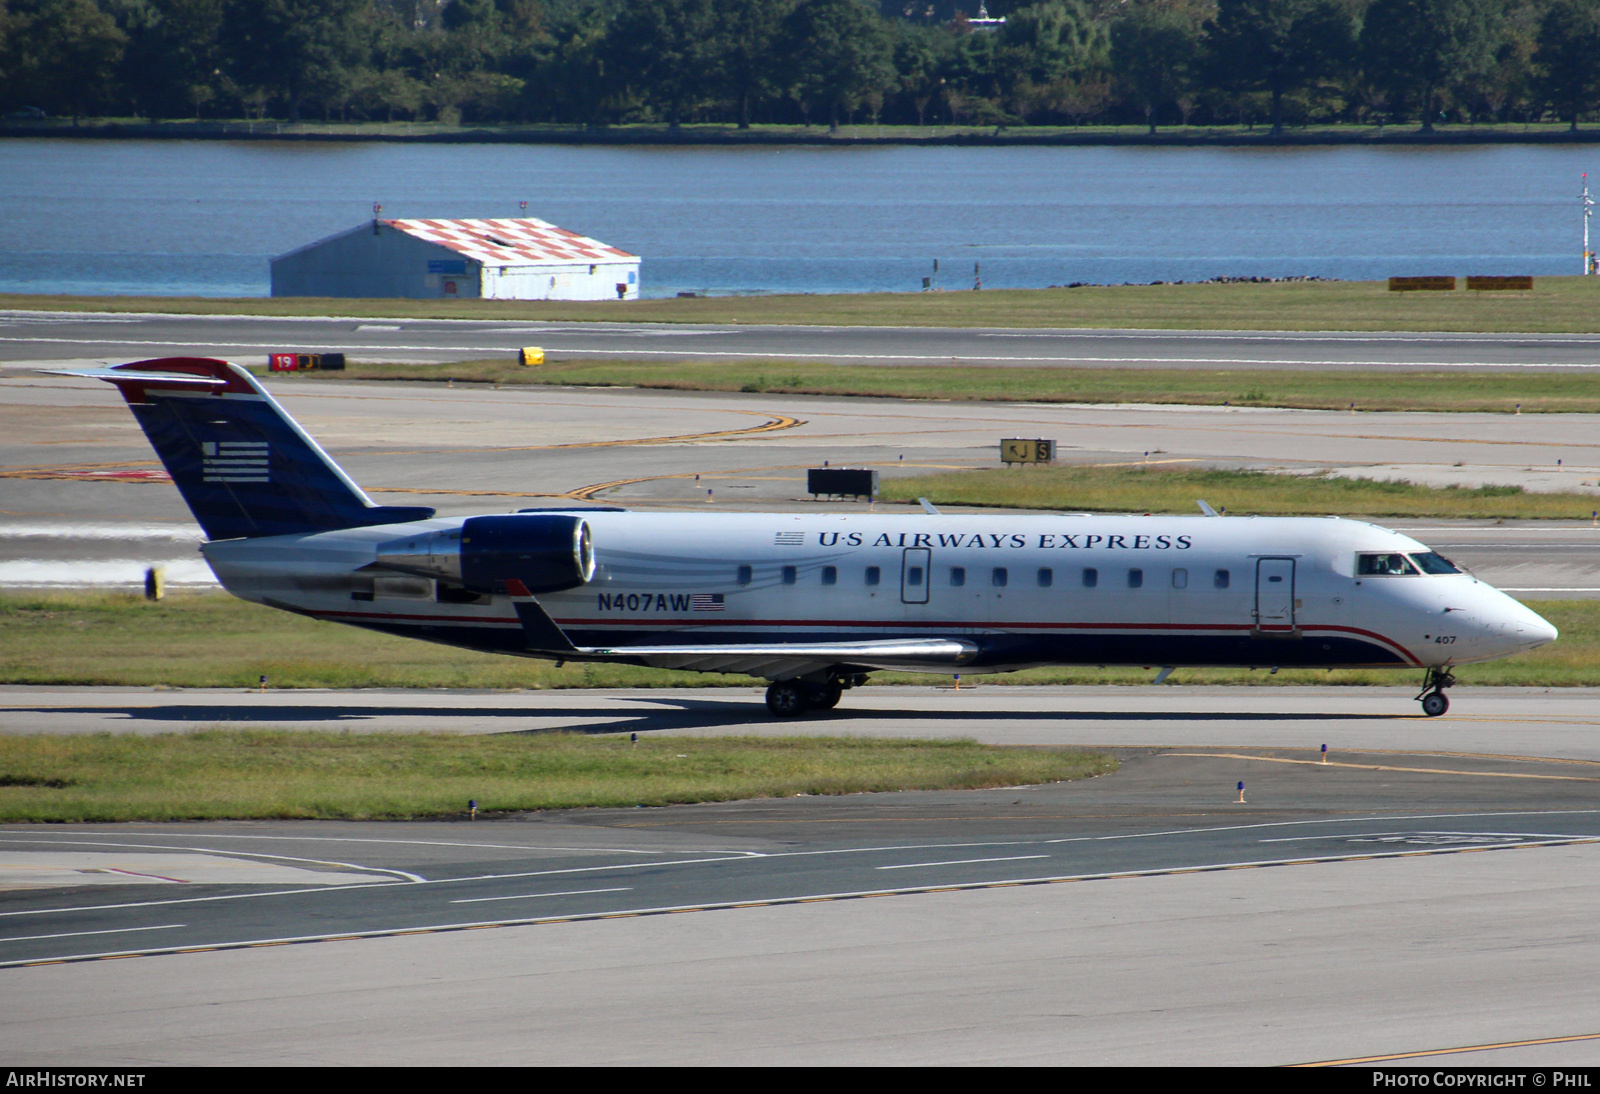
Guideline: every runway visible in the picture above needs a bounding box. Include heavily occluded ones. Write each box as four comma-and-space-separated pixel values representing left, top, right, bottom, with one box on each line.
7, 309, 1600, 369
7, 685, 1600, 1064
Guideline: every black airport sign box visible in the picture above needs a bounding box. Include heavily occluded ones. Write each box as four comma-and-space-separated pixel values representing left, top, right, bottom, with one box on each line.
808, 468, 877, 499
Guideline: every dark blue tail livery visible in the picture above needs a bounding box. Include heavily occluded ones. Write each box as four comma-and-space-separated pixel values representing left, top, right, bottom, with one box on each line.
58, 358, 434, 541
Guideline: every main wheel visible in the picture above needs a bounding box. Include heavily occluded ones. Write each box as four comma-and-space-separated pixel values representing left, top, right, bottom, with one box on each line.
811, 682, 843, 710
1421, 691, 1449, 717
766, 681, 809, 718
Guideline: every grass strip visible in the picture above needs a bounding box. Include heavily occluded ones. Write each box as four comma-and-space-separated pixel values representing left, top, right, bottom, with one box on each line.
11, 275, 1600, 332
878, 465, 1600, 520
0, 590, 1590, 689
268, 359, 1600, 414
0, 732, 1115, 823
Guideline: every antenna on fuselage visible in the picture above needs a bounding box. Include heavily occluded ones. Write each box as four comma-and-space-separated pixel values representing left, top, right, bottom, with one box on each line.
1197, 499, 1220, 517
918, 498, 942, 515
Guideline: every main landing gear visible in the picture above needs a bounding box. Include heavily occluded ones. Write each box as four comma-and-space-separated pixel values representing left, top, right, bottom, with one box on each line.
765, 674, 865, 718
1417, 667, 1456, 717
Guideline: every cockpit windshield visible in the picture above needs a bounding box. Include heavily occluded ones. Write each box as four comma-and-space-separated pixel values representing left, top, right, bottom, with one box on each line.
1410, 552, 1462, 575
1356, 553, 1419, 576
1356, 552, 1462, 576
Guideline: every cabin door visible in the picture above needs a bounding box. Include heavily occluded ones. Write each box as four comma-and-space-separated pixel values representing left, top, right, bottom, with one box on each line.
901, 548, 930, 605
1254, 558, 1297, 634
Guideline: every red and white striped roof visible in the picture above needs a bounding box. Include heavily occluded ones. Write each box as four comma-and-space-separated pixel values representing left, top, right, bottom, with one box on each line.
384, 218, 637, 267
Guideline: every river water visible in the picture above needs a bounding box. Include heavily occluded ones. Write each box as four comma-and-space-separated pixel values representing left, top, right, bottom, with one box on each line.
2, 139, 1597, 298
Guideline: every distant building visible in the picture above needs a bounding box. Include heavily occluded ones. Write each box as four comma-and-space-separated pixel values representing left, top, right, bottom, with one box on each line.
271, 217, 640, 301
965, 1, 1004, 30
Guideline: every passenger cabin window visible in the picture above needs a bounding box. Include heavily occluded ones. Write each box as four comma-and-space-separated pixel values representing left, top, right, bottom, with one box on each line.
821, 566, 837, 586
1037, 567, 1053, 588
992, 567, 1008, 587
1082, 567, 1098, 588
1128, 568, 1143, 589
950, 566, 966, 587
1357, 553, 1419, 576
865, 566, 881, 586
1171, 568, 1187, 589
1214, 569, 1230, 589
782, 565, 797, 585
1411, 552, 1461, 574
737, 565, 753, 586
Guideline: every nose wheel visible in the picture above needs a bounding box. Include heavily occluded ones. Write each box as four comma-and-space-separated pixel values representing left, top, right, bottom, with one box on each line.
1416, 667, 1456, 717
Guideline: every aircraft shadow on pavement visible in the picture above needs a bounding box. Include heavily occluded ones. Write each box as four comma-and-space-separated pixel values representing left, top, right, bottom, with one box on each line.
22, 698, 1408, 737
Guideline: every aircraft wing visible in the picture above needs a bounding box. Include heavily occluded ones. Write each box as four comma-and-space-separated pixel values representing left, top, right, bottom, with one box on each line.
580, 638, 979, 678
511, 593, 976, 678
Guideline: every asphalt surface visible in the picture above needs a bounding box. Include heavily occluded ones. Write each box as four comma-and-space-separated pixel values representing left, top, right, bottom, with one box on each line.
8, 689, 1600, 1065
8, 309, 1600, 369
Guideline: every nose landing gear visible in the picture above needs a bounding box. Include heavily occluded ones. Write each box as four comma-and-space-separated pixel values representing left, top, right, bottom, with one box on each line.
1416, 667, 1456, 717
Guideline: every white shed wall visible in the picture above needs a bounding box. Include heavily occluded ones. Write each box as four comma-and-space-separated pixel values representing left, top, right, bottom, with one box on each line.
485, 262, 640, 301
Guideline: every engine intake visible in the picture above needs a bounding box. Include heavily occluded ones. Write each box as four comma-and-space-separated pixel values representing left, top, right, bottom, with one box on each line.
375, 514, 595, 595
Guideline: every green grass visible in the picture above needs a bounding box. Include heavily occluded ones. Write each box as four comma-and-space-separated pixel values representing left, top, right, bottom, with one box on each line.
879, 465, 1600, 520
0, 589, 1592, 689
0, 590, 757, 690
273, 358, 1600, 414
0, 731, 1115, 822
10, 275, 1600, 332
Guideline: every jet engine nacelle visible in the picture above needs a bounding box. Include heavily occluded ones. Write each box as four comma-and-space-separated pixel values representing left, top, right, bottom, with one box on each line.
375, 514, 596, 595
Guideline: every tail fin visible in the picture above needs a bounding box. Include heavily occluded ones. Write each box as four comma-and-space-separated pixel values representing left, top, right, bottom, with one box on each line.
46, 357, 434, 541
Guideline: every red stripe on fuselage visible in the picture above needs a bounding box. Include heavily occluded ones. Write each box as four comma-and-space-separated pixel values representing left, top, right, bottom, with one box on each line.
302, 607, 1420, 666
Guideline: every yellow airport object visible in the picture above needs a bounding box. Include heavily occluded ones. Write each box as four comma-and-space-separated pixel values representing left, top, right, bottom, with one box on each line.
520, 347, 545, 366
1001, 438, 1055, 464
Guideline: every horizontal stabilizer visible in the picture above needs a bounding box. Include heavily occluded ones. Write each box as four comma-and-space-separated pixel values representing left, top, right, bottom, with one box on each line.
39, 367, 227, 388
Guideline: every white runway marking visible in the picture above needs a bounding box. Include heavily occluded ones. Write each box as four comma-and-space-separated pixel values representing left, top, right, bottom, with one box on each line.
875, 854, 1050, 870
0, 923, 185, 944
450, 887, 633, 904
6, 335, 1599, 369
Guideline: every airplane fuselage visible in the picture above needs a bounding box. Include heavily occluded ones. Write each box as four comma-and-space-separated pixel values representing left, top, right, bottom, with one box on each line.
203, 510, 1554, 676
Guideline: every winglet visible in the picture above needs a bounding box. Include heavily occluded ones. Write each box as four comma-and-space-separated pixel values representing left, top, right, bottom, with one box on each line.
505, 580, 577, 653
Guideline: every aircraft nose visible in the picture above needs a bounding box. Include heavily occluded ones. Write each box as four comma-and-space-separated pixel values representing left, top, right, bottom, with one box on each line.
1500, 602, 1558, 650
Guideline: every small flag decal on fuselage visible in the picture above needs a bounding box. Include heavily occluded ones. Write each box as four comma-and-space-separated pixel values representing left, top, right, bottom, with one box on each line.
773, 532, 805, 545
202, 440, 269, 483
690, 593, 725, 611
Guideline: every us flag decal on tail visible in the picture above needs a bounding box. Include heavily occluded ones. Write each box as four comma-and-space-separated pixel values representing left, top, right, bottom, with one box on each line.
202, 440, 269, 483
691, 593, 725, 612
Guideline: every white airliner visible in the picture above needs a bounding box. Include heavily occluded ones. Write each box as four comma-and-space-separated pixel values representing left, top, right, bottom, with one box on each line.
56, 357, 1557, 718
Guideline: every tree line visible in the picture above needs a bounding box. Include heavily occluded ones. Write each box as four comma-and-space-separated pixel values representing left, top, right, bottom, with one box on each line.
3, 0, 1600, 133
